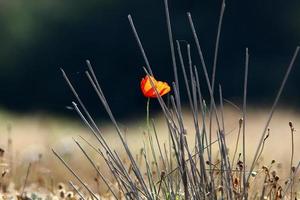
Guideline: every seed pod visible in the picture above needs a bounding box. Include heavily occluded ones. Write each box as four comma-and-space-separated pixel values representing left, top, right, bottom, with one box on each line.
0, 148, 4, 157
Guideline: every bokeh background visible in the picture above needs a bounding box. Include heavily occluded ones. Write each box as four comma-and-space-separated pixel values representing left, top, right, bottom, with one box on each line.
0, 0, 300, 192
0, 0, 299, 118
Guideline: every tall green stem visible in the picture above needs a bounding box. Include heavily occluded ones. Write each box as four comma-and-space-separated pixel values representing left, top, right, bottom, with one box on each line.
146, 98, 151, 133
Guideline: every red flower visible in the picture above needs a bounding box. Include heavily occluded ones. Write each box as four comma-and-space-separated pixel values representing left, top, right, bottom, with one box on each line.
140, 75, 171, 98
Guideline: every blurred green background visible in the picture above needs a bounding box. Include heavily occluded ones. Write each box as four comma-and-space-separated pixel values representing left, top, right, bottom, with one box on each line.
0, 0, 299, 118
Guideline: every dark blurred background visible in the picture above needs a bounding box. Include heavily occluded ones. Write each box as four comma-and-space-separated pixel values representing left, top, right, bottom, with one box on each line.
0, 0, 299, 119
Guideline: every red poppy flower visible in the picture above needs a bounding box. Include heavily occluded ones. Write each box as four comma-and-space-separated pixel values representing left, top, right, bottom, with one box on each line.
140, 75, 171, 98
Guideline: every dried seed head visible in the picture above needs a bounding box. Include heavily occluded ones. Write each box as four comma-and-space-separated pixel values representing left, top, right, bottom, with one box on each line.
237, 160, 244, 170
291, 166, 296, 173
262, 165, 269, 172
264, 130, 270, 140
268, 178, 273, 183
275, 175, 280, 182
271, 160, 276, 164
58, 183, 65, 190
1, 169, 8, 177
0, 148, 4, 157
60, 190, 65, 198
66, 192, 74, 199
251, 171, 257, 177
289, 121, 293, 128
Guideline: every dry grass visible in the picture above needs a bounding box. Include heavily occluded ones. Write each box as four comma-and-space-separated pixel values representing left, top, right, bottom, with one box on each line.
0, 106, 299, 199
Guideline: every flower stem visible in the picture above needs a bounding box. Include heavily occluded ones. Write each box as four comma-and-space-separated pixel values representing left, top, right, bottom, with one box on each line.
146, 98, 151, 133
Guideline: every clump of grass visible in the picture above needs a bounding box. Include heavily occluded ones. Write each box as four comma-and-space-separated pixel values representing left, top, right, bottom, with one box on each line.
52, 0, 300, 199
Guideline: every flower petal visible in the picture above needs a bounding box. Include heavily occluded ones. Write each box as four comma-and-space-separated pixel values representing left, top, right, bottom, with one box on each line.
143, 76, 157, 93
140, 75, 171, 98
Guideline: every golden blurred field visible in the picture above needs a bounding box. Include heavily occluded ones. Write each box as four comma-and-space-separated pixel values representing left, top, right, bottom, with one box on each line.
0, 105, 299, 198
